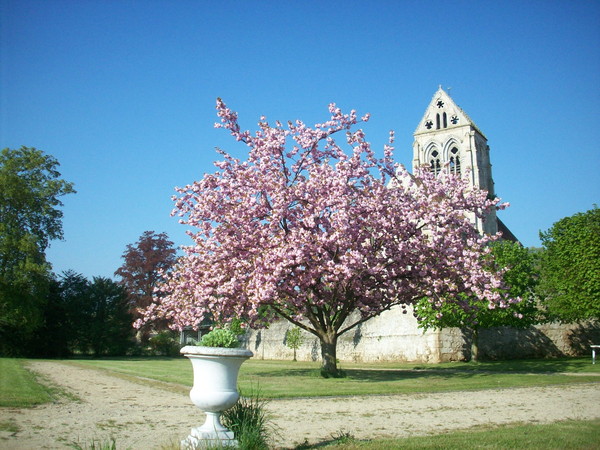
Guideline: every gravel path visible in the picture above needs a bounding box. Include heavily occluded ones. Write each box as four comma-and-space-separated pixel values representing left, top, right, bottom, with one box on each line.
0, 361, 599, 449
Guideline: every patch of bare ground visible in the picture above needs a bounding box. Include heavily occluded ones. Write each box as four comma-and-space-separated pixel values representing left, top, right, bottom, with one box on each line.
1, 361, 599, 449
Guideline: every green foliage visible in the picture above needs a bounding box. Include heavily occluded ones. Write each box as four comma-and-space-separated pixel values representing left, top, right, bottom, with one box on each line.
415, 240, 540, 332
29, 272, 135, 357
199, 328, 239, 348
29, 271, 88, 357
538, 206, 600, 322
0, 146, 76, 252
84, 277, 135, 356
284, 327, 304, 361
228, 317, 245, 335
330, 430, 358, 446
492, 240, 540, 301
148, 330, 181, 356
0, 146, 75, 355
68, 438, 117, 450
221, 386, 271, 449
0, 271, 49, 356
414, 240, 541, 361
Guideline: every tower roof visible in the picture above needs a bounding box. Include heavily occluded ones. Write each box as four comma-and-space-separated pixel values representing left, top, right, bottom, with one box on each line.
414, 86, 486, 139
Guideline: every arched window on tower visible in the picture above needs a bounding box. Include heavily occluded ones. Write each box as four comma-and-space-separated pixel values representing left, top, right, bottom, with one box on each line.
430, 150, 441, 176
443, 112, 447, 128
436, 114, 440, 130
449, 147, 461, 176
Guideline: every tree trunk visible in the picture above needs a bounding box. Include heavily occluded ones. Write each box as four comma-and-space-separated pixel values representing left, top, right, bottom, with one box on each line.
319, 332, 342, 377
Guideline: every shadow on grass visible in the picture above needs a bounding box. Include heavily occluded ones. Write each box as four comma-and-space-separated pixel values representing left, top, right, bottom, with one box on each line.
59, 355, 184, 362
250, 357, 597, 382
249, 367, 489, 383
445, 358, 596, 374
344, 369, 478, 382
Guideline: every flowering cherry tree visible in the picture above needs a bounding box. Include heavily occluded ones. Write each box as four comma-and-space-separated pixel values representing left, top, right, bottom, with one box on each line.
138, 99, 514, 376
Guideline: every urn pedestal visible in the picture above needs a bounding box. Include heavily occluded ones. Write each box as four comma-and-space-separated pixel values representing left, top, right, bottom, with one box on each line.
180, 346, 253, 448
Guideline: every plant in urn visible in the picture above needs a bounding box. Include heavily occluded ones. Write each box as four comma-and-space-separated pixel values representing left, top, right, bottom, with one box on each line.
181, 328, 253, 448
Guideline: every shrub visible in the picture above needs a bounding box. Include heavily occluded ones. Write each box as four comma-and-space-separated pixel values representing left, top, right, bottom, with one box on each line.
199, 328, 239, 348
221, 387, 271, 450
284, 327, 304, 361
69, 438, 117, 449
148, 331, 181, 356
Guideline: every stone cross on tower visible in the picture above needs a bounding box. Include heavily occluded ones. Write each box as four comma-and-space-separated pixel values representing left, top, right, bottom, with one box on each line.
412, 86, 499, 236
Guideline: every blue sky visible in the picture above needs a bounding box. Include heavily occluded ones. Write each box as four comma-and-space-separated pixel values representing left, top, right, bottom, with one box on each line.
2, 0, 599, 279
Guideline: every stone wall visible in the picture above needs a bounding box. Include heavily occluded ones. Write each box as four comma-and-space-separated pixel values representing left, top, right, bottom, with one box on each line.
242, 305, 599, 363
244, 306, 464, 363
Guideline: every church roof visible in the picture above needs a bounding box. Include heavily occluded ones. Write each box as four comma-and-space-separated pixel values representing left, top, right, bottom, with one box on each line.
414, 86, 487, 139
497, 218, 519, 244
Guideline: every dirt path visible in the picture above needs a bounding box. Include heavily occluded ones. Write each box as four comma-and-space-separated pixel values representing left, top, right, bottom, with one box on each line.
1, 361, 599, 449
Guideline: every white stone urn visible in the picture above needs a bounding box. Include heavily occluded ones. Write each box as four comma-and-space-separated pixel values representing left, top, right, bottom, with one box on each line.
180, 345, 253, 448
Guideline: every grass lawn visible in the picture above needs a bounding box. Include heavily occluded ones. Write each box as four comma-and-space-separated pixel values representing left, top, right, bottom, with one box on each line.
301, 419, 600, 449
0, 358, 55, 407
61, 356, 600, 398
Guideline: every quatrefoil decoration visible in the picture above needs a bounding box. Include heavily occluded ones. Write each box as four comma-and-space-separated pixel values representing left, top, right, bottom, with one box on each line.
451, 115, 459, 124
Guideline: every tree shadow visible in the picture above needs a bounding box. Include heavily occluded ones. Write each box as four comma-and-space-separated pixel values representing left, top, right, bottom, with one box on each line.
568, 323, 600, 354
251, 367, 488, 382
352, 323, 363, 346
310, 339, 319, 362
470, 358, 595, 373
480, 327, 563, 360
251, 355, 597, 380
479, 322, 600, 361
342, 368, 478, 382
60, 355, 183, 361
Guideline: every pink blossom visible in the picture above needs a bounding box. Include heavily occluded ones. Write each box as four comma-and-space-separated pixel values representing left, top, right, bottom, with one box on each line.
137, 100, 513, 353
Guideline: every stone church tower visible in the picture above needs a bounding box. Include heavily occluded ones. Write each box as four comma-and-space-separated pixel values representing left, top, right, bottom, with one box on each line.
411, 86, 499, 236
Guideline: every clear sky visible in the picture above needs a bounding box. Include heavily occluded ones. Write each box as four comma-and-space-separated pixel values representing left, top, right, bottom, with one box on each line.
2, 0, 599, 279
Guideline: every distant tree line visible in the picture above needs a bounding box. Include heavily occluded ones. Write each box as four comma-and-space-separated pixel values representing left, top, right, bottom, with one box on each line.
0, 146, 597, 358
0, 147, 177, 357
31, 272, 134, 357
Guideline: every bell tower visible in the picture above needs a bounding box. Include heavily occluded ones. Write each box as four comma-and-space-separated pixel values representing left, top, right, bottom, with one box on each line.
412, 87, 498, 235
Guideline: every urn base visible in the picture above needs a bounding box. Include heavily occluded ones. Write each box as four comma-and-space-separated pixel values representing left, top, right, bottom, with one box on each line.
181, 411, 238, 449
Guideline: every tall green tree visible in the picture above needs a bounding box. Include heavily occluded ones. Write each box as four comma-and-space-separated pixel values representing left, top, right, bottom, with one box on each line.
0, 147, 75, 355
415, 240, 540, 361
538, 206, 600, 322
31, 271, 89, 357
82, 277, 135, 356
